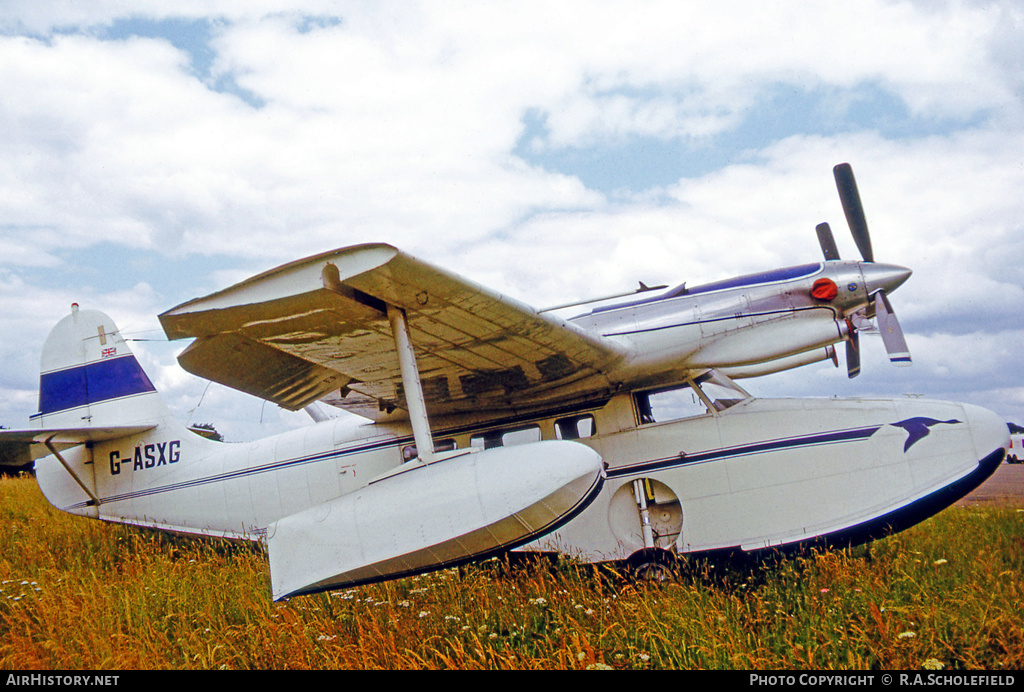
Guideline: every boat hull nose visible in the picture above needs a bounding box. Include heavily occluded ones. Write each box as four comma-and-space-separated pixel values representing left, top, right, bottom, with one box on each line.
962, 402, 1011, 464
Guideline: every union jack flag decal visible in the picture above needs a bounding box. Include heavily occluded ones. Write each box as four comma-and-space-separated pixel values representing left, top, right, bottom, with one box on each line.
101, 347, 117, 358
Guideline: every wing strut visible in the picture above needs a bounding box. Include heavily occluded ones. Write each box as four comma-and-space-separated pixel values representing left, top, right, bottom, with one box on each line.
386, 304, 435, 463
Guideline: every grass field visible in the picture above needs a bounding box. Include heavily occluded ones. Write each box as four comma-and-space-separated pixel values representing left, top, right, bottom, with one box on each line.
0, 473, 1021, 670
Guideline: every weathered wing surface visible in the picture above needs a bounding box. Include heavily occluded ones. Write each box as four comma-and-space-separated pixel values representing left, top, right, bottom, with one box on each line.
159, 244, 629, 420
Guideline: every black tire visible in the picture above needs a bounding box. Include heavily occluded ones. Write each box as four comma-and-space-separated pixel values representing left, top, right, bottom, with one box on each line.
627, 548, 677, 583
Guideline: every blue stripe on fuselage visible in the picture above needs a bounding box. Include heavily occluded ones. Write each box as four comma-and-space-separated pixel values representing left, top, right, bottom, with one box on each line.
74, 423, 884, 511
38, 355, 156, 415
605, 424, 881, 479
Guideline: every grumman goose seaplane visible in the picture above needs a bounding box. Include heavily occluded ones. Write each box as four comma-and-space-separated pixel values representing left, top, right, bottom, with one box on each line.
0, 164, 1009, 599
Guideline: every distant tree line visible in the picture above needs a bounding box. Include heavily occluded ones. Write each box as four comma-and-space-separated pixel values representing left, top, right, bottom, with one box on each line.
189, 423, 224, 442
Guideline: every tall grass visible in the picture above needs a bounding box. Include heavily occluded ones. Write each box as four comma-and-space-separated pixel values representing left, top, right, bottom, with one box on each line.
0, 473, 1020, 670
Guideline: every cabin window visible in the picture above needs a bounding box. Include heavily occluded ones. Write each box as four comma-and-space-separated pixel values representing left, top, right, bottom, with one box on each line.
554, 414, 596, 440
470, 425, 541, 449
401, 438, 457, 461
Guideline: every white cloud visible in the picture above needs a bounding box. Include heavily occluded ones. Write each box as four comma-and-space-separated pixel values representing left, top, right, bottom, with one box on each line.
0, 1, 1022, 433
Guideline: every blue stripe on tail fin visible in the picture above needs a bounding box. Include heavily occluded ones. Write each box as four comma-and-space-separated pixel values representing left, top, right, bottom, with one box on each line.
32, 305, 176, 430
39, 355, 157, 415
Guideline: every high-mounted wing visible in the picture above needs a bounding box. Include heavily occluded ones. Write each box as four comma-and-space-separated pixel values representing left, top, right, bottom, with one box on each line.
159, 244, 629, 420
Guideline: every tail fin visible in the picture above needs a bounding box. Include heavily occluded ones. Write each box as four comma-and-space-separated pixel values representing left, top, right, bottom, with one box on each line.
33, 304, 175, 430
19, 305, 202, 518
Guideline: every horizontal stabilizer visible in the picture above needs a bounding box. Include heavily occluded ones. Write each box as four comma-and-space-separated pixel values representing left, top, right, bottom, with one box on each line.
266, 440, 604, 599
0, 426, 156, 466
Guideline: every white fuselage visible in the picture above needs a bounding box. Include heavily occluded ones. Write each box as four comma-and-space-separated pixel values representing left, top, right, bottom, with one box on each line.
35, 380, 1008, 568
17, 226, 999, 598
24, 259, 1001, 597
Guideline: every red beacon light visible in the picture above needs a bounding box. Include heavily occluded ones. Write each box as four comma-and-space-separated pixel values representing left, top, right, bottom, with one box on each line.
811, 278, 839, 301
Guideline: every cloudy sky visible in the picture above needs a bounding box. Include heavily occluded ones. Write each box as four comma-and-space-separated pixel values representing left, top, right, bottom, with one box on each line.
1, 1, 1022, 441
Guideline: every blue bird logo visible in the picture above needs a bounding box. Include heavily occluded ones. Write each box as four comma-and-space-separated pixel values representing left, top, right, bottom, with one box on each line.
890, 417, 961, 452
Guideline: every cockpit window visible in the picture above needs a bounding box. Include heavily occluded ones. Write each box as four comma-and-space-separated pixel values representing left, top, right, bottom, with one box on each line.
634, 371, 750, 424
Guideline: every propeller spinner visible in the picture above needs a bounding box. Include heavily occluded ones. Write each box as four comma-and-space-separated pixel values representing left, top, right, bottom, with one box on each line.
818, 163, 912, 377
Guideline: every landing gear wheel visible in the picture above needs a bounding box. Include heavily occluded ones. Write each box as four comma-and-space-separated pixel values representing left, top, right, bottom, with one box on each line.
627, 548, 677, 584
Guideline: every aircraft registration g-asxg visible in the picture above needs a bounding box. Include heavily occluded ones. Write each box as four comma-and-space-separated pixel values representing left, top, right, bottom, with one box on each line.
0, 164, 1009, 599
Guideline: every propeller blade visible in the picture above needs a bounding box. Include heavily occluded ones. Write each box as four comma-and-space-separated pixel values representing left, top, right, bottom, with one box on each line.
815, 222, 841, 261
846, 325, 861, 378
873, 291, 911, 365
833, 163, 874, 263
